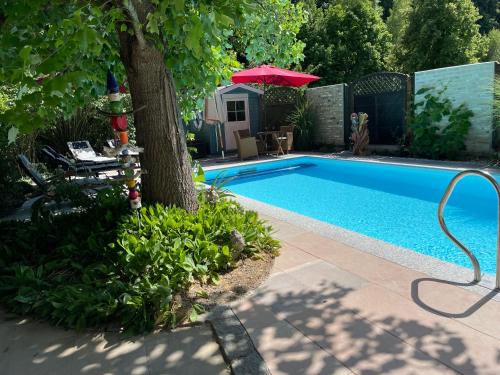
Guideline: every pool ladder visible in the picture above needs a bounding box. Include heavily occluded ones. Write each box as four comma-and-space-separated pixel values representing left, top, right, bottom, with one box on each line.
438, 169, 500, 289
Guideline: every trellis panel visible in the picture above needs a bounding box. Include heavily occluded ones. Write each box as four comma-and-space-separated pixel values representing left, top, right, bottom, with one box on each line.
264, 86, 300, 105
349, 72, 411, 145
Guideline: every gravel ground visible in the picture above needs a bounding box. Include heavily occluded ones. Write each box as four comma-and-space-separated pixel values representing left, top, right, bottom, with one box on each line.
188, 252, 275, 308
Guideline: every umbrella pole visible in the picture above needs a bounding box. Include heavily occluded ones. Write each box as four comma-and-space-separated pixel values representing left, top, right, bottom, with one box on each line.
263, 83, 267, 130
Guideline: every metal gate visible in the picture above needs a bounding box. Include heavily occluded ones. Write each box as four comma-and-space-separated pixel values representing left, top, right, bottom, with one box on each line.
349, 72, 410, 145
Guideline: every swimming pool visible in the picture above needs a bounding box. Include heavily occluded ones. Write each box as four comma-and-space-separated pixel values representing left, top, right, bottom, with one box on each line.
205, 156, 499, 274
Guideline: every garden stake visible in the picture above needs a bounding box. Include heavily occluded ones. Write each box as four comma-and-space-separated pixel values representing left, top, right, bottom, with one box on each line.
105, 70, 143, 216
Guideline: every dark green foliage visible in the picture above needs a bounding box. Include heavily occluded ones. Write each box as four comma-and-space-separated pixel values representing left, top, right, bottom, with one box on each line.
0, 90, 37, 215
38, 95, 137, 154
0, 190, 279, 333
472, 0, 499, 33
395, 0, 487, 73
378, 0, 395, 19
299, 0, 391, 85
386, 0, 412, 70
408, 88, 474, 160
486, 29, 500, 61
39, 104, 113, 154
287, 97, 316, 150
0, 138, 33, 217
0, 155, 34, 216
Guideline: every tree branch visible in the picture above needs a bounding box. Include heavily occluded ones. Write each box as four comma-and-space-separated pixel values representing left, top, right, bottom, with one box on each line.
122, 0, 146, 48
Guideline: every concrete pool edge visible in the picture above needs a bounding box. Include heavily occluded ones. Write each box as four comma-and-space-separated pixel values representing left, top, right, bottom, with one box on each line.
232, 193, 498, 297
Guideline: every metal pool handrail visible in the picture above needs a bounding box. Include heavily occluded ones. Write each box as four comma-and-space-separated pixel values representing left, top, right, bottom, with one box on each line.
438, 169, 500, 289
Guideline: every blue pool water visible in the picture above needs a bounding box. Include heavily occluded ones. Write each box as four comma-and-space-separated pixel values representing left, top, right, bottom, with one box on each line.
205, 157, 499, 274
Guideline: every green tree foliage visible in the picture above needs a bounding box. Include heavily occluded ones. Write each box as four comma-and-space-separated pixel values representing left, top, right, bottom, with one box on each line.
386, 0, 412, 70
237, 1, 306, 67
0, 1, 304, 136
0, 1, 305, 208
395, 0, 487, 73
472, 0, 499, 33
299, 0, 392, 84
486, 29, 500, 61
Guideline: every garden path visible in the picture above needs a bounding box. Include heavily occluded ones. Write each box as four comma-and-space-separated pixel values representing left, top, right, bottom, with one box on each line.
0, 312, 229, 375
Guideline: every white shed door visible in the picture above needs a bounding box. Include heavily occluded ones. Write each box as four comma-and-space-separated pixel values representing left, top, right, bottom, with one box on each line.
223, 94, 250, 151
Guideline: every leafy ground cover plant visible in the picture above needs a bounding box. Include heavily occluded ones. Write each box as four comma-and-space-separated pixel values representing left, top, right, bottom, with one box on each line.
0, 188, 279, 333
407, 87, 473, 160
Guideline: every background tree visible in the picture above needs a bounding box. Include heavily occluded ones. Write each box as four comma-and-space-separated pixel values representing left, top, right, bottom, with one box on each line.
386, 0, 412, 70
0, 0, 305, 211
395, 0, 487, 73
299, 0, 392, 85
378, 0, 395, 19
472, 0, 499, 33
486, 29, 500, 61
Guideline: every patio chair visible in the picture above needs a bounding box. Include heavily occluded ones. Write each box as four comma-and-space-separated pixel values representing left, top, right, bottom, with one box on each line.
268, 126, 292, 157
16, 154, 111, 221
233, 129, 259, 161
41, 145, 122, 175
17, 155, 50, 191
17, 154, 108, 192
67, 140, 117, 163
278, 126, 294, 154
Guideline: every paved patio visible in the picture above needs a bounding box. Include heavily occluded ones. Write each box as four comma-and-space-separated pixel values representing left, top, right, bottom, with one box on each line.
233, 213, 500, 375
0, 313, 229, 375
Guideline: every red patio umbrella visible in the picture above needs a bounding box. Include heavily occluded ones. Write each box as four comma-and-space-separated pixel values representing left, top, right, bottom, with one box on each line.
231, 65, 320, 130
231, 65, 320, 87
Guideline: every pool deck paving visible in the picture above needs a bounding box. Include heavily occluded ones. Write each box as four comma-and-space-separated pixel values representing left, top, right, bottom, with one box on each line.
233, 213, 500, 374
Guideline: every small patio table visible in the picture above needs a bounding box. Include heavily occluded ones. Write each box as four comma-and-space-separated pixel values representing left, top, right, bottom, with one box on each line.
257, 131, 285, 157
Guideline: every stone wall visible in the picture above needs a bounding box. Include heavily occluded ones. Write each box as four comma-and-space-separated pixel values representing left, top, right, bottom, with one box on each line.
306, 84, 346, 146
414, 62, 497, 154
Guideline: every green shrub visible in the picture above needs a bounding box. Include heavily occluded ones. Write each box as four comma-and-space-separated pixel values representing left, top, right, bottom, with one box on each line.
0, 189, 279, 333
407, 87, 473, 160
0, 154, 34, 216
287, 97, 315, 150
0, 89, 37, 215
38, 101, 112, 153
38, 94, 136, 154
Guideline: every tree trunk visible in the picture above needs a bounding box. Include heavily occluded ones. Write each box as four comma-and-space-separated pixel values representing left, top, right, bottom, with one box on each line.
117, 28, 198, 211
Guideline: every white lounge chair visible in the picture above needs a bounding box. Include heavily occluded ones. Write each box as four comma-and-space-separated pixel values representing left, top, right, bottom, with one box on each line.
67, 140, 117, 163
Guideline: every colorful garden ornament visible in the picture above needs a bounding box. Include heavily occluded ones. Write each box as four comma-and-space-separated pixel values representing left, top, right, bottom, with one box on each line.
350, 112, 369, 156
105, 69, 143, 210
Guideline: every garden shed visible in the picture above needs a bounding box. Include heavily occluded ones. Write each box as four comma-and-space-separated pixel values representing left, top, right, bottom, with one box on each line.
202, 84, 263, 153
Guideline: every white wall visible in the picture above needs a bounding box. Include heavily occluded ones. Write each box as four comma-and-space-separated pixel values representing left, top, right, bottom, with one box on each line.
414, 62, 497, 154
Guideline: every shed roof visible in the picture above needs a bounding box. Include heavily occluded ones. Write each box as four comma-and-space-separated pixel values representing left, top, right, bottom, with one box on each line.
216, 83, 264, 95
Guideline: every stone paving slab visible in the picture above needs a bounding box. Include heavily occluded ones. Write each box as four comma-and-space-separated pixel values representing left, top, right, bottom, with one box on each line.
236, 300, 353, 375
208, 305, 271, 375
233, 215, 500, 375
0, 311, 229, 375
